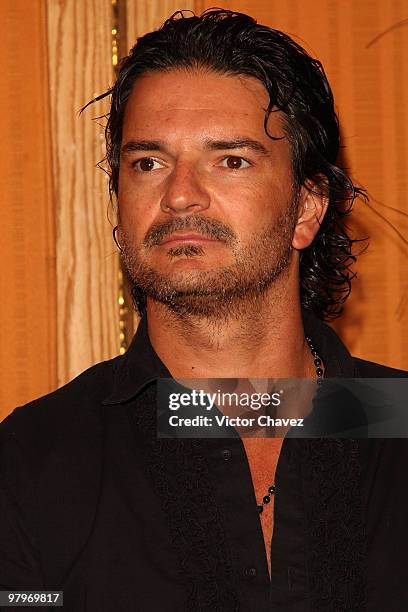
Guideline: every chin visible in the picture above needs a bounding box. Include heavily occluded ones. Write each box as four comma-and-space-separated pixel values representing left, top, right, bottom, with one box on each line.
147, 255, 223, 280
165, 258, 210, 270
156, 269, 215, 292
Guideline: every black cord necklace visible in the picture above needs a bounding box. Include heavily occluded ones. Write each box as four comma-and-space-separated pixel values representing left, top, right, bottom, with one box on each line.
257, 336, 324, 515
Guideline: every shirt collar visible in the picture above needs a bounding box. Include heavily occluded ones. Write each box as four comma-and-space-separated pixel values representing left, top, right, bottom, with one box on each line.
102, 309, 358, 405
301, 309, 358, 377
102, 314, 171, 405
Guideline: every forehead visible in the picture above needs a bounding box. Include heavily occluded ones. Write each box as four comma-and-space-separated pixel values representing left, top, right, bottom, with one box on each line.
122, 68, 286, 141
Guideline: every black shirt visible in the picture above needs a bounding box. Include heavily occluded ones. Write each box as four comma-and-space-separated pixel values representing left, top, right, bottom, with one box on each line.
0, 311, 407, 612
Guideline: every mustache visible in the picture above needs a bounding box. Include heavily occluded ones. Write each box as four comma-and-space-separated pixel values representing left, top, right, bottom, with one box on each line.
142, 216, 236, 247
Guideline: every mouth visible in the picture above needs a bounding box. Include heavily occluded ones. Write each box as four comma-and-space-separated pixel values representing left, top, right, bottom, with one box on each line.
158, 232, 220, 247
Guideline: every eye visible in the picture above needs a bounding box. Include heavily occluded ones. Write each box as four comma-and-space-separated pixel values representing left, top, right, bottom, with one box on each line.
220, 156, 251, 170
132, 157, 165, 172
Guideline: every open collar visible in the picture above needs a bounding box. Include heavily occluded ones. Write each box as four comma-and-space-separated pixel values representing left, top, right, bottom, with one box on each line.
102, 309, 359, 406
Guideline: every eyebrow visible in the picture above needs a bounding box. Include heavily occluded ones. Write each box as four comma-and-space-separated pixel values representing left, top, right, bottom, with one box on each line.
203, 137, 270, 155
121, 140, 164, 155
121, 137, 270, 156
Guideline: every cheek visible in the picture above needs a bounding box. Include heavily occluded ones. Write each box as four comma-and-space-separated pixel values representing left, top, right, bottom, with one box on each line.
118, 170, 160, 237
215, 177, 288, 236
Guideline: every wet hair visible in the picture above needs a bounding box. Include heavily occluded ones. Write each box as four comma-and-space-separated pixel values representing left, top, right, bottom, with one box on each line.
91, 8, 367, 321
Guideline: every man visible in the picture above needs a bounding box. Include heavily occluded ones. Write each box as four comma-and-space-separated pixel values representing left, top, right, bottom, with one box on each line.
1, 9, 407, 612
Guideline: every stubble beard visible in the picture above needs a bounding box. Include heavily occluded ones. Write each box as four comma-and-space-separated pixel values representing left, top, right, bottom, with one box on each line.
119, 201, 298, 321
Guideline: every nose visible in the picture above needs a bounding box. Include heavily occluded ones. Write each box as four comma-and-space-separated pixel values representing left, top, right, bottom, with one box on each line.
160, 163, 210, 215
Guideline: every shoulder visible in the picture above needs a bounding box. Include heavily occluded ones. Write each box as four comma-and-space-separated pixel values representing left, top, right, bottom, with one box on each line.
0, 355, 123, 458
0, 360, 122, 579
352, 357, 408, 378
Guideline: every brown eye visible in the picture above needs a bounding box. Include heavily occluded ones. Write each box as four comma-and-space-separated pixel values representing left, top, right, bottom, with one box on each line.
223, 156, 250, 170
134, 157, 163, 172
138, 158, 155, 171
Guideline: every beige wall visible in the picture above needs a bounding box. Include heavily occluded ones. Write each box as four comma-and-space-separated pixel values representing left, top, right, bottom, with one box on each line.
1, 0, 407, 419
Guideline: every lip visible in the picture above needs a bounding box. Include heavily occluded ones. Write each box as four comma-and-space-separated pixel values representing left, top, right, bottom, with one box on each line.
159, 232, 219, 246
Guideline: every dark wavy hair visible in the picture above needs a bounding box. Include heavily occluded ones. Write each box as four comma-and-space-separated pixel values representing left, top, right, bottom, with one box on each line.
92, 8, 367, 321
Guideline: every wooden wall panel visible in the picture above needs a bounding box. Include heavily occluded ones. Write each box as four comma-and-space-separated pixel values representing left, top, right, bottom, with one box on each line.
0, 1, 56, 419
47, 0, 120, 387
196, 0, 408, 370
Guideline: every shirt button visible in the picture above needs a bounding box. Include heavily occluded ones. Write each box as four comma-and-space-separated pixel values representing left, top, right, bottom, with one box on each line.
243, 566, 257, 579
221, 449, 232, 461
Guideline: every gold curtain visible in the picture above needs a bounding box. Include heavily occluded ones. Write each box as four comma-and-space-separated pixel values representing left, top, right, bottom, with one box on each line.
0, 0, 56, 419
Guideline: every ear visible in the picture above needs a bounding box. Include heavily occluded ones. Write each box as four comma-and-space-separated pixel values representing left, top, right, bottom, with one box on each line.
291, 180, 329, 250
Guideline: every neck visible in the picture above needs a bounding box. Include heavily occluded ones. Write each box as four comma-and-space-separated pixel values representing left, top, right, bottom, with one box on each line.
145, 273, 316, 381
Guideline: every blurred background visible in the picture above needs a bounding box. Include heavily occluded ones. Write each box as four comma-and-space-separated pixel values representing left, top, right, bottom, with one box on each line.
1, 0, 407, 420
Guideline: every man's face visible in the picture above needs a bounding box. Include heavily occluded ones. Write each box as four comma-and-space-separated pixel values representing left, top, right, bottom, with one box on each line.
118, 68, 300, 316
